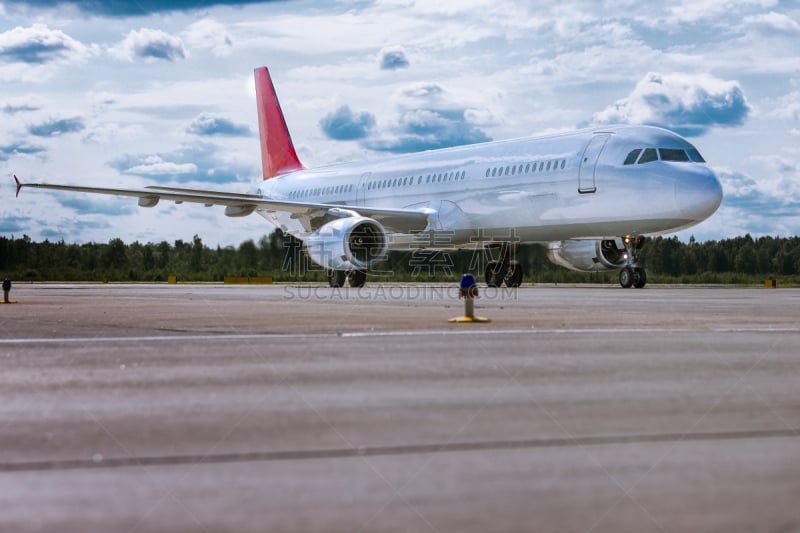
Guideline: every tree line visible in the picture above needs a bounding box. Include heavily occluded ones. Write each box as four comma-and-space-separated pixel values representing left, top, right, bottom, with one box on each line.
2, 232, 800, 284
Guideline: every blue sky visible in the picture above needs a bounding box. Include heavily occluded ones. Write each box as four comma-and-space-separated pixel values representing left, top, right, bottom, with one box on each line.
2, 0, 799, 246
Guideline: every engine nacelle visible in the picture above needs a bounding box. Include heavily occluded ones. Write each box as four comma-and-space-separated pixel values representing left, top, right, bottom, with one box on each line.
304, 216, 388, 271
546, 239, 627, 272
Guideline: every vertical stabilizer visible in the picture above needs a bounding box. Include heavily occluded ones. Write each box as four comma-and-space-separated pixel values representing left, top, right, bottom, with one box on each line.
254, 67, 304, 179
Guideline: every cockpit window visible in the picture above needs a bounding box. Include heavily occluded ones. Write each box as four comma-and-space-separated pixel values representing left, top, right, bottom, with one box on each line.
659, 148, 690, 162
623, 149, 642, 165
627, 146, 707, 165
687, 148, 706, 163
638, 148, 658, 164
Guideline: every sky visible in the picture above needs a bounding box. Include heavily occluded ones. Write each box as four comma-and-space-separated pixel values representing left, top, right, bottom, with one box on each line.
1, 0, 799, 247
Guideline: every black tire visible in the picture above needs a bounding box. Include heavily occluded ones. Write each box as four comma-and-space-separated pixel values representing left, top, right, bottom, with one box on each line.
633, 267, 647, 289
485, 260, 506, 288
348, 269, 367, 288
619, 267, 634, 288
504, 260, 523, 287
328, 269, 346, 287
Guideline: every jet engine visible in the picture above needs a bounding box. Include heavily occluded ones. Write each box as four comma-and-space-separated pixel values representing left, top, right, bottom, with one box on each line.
304, 216, 388, 271
546, 239, 628, 272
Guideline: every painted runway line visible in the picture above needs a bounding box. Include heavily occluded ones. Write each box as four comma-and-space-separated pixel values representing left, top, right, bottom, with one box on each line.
2, 326, 799, 345
1, 428, 796, 473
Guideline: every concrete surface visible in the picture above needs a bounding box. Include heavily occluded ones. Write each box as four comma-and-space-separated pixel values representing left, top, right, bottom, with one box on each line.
0, 283, 798, 532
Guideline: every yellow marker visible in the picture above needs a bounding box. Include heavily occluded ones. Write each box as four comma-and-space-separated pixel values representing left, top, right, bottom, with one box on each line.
2, 279, 16, 304
449, 274, 490, 323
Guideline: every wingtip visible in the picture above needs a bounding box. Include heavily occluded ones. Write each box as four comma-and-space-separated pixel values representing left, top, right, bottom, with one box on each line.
14, 175, 22, 198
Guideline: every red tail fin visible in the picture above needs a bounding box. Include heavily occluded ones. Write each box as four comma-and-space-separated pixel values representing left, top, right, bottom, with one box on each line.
254, 67, 304, 179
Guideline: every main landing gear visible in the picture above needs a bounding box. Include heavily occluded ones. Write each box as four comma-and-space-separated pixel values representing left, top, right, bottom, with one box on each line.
618, 235, 646, 289
327, 269, 366, 288
484, 242, 523, 288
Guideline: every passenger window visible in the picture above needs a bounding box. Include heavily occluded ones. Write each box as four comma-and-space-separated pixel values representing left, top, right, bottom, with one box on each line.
659, 148, 689, 162
638, 148, 658, 164
539, 162, 545, 171
546, 161, 551, 171
624, 149, 642, 165
560, 160, 566, 170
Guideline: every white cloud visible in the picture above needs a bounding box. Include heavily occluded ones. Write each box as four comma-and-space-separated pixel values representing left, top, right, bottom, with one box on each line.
659, 0, 779, 25
182, 18, 233, 57
0, 23, 89, 63
109, 28, 187, 62
764, 91, 800, 121
592, 72, 751, 136
378, 45, 409, 70
0, 23, 96, 81
81, 122, 146, 144
124, 158, 199, 176
743, 11, 800, 34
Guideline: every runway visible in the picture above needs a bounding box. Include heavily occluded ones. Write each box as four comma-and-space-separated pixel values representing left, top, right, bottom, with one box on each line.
1, 283, 799, 532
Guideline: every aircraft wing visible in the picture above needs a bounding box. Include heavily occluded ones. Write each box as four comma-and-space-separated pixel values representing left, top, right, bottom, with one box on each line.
14, 176, 431, 234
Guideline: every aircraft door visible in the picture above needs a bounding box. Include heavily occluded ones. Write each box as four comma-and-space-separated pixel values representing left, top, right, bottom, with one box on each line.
357, 172, 371, 206
578, 134, 610, 194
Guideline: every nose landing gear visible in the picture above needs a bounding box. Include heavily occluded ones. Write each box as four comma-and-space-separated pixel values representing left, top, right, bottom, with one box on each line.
619, 235, 647, 288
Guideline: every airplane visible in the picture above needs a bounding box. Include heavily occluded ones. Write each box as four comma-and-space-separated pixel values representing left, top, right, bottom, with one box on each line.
15, 66, 723, 289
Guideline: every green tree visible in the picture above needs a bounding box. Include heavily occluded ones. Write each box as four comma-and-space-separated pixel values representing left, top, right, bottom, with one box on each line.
734, 245, 757, 275
104, 238, 128, 269
190, 235, 204, 273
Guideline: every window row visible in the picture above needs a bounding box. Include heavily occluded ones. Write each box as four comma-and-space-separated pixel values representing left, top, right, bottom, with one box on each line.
623, 147, 706, 165
368, 170, 467, 190
289, 183, 354, 200
484, 159, 567, 178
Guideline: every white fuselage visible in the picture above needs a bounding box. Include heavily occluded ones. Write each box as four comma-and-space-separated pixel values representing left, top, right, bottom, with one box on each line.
256, 125, 722, 248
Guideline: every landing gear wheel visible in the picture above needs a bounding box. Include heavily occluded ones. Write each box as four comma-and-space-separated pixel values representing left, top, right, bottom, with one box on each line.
632, 267, 647, 289
328, 269, 346, 287
504, 260, 523, 287
619, 235, 647, 289
485, 260, 507, 288
347, 270, 367, 288
619, 267, 634, 289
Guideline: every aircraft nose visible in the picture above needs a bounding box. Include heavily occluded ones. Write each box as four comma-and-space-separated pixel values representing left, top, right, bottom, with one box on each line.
675, 166, 723, 222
